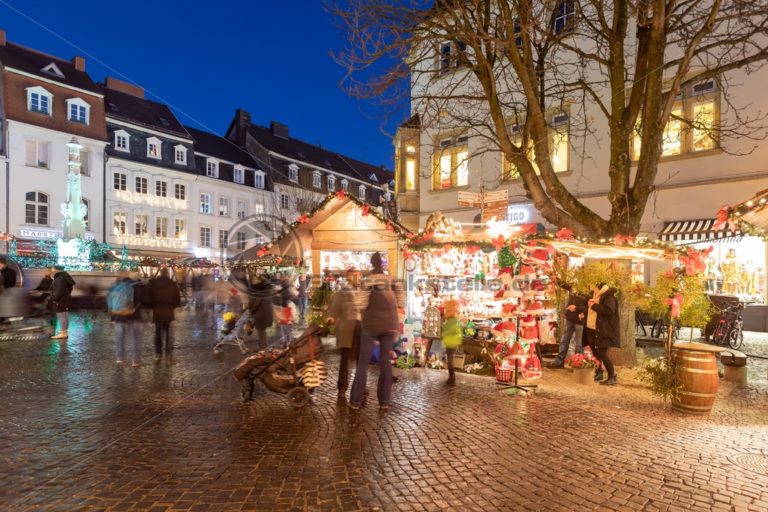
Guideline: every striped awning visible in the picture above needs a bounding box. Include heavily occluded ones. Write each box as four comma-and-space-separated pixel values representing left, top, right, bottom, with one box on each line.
659, 219, 741, 243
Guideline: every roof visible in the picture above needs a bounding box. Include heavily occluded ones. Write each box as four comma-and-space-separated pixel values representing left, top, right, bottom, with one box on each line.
399, 113, 421, 129
245, 123, 393, 184
102, 86, 190, 138
185, 126, 258, 167
0, 42, 100, 94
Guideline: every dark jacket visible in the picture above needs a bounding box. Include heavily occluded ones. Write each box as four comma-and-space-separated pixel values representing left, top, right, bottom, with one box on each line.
50, 271, 76, 312
1, 266, 17, 289
148, 276, 181, 323
109, 278, 151, 322
564, 292, 588, 325
248, 280, 274, 330
589, 287, 621, 348
34, 276, 53, 292
360, 273, 404, 334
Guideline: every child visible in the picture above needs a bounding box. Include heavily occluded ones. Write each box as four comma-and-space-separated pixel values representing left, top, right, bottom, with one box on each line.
279, 299, 294, 347
442, 298, 462, 386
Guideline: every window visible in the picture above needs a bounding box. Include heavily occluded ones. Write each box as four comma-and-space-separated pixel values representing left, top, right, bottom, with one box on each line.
66, 98, 89, 124
114, 130, 130, 152
174, 183, 186, 200
200, 193, 211, 214
25, 140, 50, 168
25, 192, 48, 225
206, 160, 218, 177
27, 87, 52, 115
174, 219, 186, 240
200, 227, 212, 248
219, 230, 229, 249
147, 137, 161, 159
79, 149, 90, 176
312, 172, 321, 188
280, 193, 290, 210
114, 173, 127, 191
135, 214, 149, 236
327, 175, 336, 191
234, 166, 244, 184
135, 176, 148, 194
174, 145, 187, 165
288, 164, 299, 183
631, 79, 719, 160
358, 185, 366, 199
438, 41, 467, 73
236, 231, 247, 251
156, 217, 169, 238
113, 211, 127, 235
432, 135, 469, 189
219, 197, 230, 217
81, 198, 89, 228
553, 0, 576, 35
254, 202, 265, 214
341, 179, 349, 192
254, 172, 265, 189
404, 144, 417, 191
503, 119, 569, 180
156, 180, 168, 197
237, 200, 248, 219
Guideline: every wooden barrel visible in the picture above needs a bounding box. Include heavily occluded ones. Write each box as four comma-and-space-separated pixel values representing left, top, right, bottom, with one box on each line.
672, 342, 723, 414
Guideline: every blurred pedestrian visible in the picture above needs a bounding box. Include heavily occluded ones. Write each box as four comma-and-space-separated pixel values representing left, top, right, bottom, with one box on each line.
278, 298, 294, 346
297, 273, 309, 323
34, 268, 53, 292
0, 256, 17, 290
148, 268, 181, 364
50, 265, 75, 340
108, 271, 149, 367
327, 269, 362, 397
585, 282, 620, 385
247, 275, 274, 350
442, 298, 462, 386
349, 253, 405, 411
227, 287, 243, 313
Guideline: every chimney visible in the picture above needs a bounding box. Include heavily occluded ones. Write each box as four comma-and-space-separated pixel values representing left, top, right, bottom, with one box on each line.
0, 29, 6, 47
72, 56, 86, 72
104, 76, 145, 99
234, 108, 251, 146
270, 121, 289, 139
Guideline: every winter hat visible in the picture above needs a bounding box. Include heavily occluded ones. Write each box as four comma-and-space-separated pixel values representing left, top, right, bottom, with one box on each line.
520, 314, 536, 327
508, 341, 526, 359
527, 301, 545, 315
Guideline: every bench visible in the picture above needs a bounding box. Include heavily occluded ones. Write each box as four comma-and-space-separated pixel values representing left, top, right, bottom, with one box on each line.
719, 349, 747, 385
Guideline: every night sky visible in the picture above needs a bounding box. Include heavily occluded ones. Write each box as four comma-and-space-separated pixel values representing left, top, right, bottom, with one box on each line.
0, 0, 402, 170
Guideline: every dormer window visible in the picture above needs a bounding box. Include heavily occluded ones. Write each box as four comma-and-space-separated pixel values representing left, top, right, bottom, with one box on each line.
147, 137, 161, 159
206, 159, 219, 178
327, 175, 336, 191
174, 145, 187, 165
234, 166, 244, 184
27, 86, 52, 115
369, 173, 378, 182
358, 185, 366, 199
41, 62, 65, 78
114, 130, 130, 152
341, 179, 349, 192
312, 171, 321, 188
254, 171, 265, 189
288, 164, 299, 183
66, 98, 90, 124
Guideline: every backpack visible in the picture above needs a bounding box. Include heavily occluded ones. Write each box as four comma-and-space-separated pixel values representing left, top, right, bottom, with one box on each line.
108, 281, 136, 316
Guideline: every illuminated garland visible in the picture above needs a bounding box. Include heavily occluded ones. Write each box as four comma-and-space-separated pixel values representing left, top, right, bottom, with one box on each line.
716, 192, 768, 239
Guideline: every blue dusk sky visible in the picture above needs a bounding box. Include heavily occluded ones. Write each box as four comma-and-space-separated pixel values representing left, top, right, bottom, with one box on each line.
0, 0, 404, 169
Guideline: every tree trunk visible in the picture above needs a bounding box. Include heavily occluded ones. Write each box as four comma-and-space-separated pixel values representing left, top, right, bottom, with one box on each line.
614, 293, 638, 368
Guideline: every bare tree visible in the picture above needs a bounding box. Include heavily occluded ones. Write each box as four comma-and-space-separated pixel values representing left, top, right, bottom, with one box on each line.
328, 0, 768, 237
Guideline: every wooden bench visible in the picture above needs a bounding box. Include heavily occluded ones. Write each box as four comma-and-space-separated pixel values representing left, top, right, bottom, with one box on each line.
719, 349, 747, 385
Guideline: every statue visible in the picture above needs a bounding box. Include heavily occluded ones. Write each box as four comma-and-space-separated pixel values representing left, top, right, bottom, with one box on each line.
61, 138, 86, 240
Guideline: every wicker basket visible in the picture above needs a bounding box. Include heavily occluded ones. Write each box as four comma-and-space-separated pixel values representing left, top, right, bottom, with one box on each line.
495, 364, 513, 383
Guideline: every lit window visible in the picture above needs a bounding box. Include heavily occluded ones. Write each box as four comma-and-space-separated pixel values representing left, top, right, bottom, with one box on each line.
113, 173, 127, 191
234, 167, 244, 184
237, 200, 248, 219
27, 87, 52, 115
174, 219, 186, 240
25, 140, 50, 168
66, 98, 90, 124
358, 185, 366, 199
114, 130, 130, 152
113, 211, 127, 235
156, 217, 169, 238
432, 136, 469, 190
327, 175, 336, 191
236, 231, 247, 251
174, 145, 187, 165
135, 176, 148, 194
25, 192, 48, 225
200, 227, 211, 248
254, 173, 265, 189
146, 138, 161, 159
280, 194, 290, 209
200, 193, 211, 214
174, 183, 186, 200
156, 180, 167, 197
691, 100, 716, 152
662, 107, 683, 156
219, 230, 228, 249
288, 165, 299, 183
219, 197, 230, 217
313, 172, 321, 188
341, 179, 349, 192
135, 214, 149, 236
503, 129, 569, 180
405, 159, 416, 191
254, 202, 265, 214
553, 0, 576, 35
206, 160, 218, 177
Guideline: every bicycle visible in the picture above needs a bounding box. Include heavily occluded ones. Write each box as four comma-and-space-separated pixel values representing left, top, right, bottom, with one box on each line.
711, 302, 744, 350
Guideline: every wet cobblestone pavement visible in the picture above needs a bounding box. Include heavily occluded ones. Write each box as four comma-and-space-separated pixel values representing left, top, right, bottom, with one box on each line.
2, 311, 768, 511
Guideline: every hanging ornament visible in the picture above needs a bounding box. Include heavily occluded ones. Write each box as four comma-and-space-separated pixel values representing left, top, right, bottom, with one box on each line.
555, 227, 574, 240
361, 204, 370, 217
297, 214, 310, 224
336, 190, 346, 200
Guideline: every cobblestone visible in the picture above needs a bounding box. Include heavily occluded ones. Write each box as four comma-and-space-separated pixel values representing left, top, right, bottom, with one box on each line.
1, 311, 768, 510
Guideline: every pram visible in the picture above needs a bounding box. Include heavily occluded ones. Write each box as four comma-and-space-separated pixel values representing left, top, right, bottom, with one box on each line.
213, 310, 252, 354
232, 323, 328, 408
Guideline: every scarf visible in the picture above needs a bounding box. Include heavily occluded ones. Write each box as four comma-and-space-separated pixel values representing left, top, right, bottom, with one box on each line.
586, 285, 609, 330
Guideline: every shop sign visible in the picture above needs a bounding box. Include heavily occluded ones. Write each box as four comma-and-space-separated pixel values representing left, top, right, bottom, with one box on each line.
507, 206, 531, 225
19, 228, 95, 240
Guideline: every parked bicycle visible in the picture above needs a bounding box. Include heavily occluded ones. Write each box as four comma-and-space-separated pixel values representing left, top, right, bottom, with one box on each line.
711, 302, 745, 350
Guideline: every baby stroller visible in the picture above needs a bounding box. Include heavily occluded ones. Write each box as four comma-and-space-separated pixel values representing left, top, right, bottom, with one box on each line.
232, 323, 328, 408
213, 311, 252, 354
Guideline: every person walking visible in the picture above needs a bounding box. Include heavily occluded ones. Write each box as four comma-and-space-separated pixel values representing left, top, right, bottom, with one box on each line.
148, 268, 181, 364
297, 273, 309, 323
548, 283, 588, 368
0, 256, 17, 290
585, 282, 620, 385
349, 253, 405, 411
278, 298, 294, 347
50, 265, 75, 339
327, 269, 362, 397
247, 275, 274, 350
442, 298, 462, 386
108, 272, 149, 367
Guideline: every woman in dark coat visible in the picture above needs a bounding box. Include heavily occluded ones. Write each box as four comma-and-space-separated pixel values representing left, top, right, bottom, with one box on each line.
585, 283, 621, 385
149, 268, 181, 363
247, 275, 274, 349
50, 265, 75, 339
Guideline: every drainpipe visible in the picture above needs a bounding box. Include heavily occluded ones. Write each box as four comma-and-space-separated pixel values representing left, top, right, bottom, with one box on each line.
102, 148, 108, 243
5, 123, 9, 254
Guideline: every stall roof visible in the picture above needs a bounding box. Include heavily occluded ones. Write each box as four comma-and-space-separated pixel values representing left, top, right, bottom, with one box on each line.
733, 188, 768, 231
659, 218, 741, 244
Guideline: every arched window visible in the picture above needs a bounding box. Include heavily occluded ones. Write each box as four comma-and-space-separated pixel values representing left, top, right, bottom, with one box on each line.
25, 192, 49, 225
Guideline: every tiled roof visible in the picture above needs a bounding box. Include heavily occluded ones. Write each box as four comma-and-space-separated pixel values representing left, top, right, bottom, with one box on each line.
185, 126, 258, 168
102, 86, 190, 138
0, 42, 100, 93
245, 123, 393, 185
